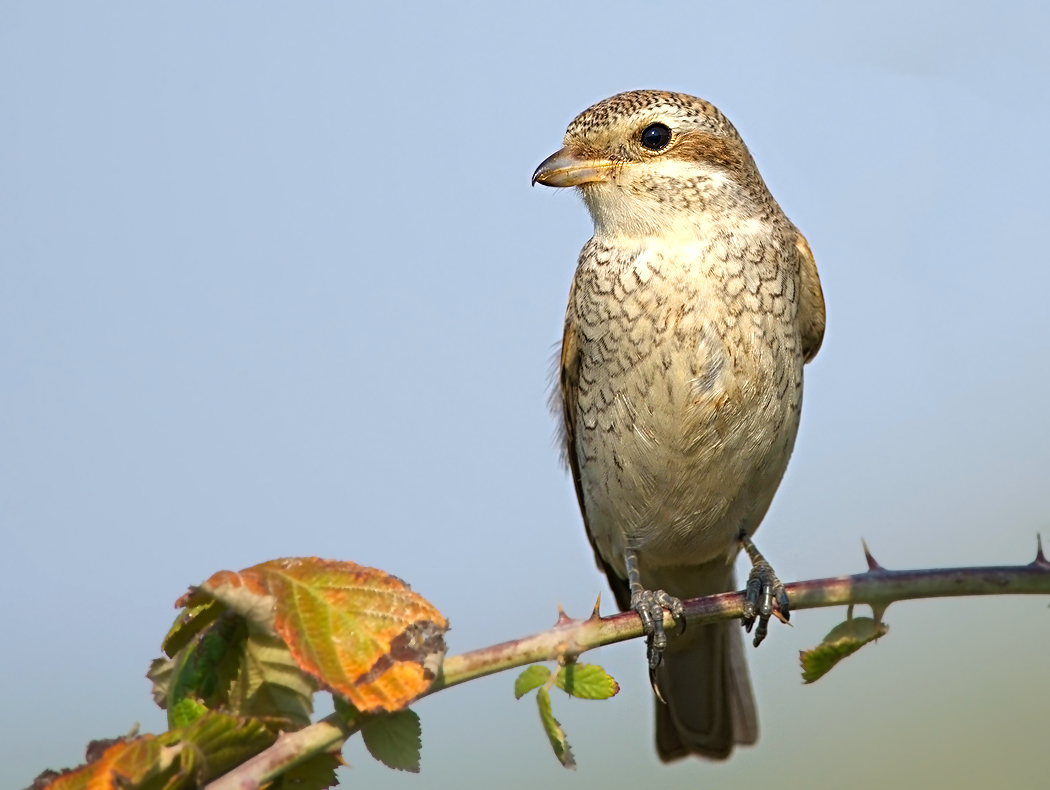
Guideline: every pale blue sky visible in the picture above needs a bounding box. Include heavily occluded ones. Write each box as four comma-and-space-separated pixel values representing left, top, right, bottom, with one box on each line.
2, 3, 1049, 788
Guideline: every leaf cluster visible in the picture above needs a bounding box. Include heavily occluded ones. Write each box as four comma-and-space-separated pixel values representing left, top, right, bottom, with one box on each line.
513, 662, 620, 769
31, 558, 448, 790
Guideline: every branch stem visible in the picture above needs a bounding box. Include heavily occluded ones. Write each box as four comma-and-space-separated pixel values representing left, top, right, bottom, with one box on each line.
206, 554, 1050, 789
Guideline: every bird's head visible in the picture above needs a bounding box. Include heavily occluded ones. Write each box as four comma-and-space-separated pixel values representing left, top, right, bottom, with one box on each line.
533, 90, 771, 240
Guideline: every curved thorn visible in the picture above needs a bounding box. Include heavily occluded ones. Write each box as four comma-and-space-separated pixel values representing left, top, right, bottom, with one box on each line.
870, 602, 888, 626
555, 603, 574, 627
861, 538, 884, 571
588, 593, 602, 622
1032, 534, 1049, 568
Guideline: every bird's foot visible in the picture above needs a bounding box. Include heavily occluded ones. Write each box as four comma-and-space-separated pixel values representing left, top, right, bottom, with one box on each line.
739, 531, 790, 648
630, 587, 686, 670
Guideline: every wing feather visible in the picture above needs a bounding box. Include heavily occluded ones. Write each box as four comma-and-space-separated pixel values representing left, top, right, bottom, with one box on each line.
794, 232, 826, 363
558, 312, 632, 612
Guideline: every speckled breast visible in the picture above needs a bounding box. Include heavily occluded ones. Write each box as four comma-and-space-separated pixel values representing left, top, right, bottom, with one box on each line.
569, 232, 805, 572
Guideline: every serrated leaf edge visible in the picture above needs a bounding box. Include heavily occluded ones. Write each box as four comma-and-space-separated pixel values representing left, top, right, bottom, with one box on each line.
536, 687, 575, 770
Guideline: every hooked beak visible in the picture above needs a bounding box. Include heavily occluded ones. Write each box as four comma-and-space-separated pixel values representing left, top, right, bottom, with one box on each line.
531, 146, 618, 187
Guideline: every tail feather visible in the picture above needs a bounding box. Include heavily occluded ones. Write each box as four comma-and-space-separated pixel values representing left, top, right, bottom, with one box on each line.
648, 564, 758, 761
726, 618, 759, 745
654, 619, 756, 760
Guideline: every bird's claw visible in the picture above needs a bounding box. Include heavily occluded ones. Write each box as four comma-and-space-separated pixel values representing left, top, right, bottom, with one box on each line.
739, 530, 789, 648
741, 558, 789, 647
630, 588, 685, 669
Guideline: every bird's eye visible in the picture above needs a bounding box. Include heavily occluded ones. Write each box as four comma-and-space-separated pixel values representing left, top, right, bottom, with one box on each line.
640, 123, 672, 151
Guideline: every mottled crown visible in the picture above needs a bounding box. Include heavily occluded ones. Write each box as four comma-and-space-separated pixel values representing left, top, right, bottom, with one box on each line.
565, 90, 742, 147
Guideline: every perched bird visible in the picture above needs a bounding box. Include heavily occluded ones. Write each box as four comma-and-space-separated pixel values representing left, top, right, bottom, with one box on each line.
533, 91, 825, 761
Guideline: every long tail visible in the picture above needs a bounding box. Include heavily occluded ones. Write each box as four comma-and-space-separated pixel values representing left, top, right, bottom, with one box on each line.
650, 564, 758, 761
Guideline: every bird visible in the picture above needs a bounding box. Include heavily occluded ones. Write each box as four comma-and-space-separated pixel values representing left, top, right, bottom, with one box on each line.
532, 90, 825, 761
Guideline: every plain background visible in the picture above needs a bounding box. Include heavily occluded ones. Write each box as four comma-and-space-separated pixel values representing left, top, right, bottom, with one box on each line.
2, 2, 1049, 788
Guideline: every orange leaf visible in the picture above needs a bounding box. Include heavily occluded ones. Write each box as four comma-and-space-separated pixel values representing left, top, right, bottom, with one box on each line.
44, 736, 171, 790
188, 558, 448, 713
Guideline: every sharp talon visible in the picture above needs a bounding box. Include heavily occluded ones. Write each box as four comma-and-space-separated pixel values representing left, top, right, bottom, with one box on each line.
752, 623, 767, 648
649, 666, 667, 704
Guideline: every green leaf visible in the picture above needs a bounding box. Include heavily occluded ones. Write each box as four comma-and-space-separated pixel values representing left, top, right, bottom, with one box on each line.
162, 600, 226, 658
170, 711, 278, 783
361, 709, 422, 773
555, 664, 619, 700
226, 631, 318, 729
158, 612, 316, 731
269, 752, 343, 789
800, 616, 889, 684
147, 657, 174, 709
536, 687, 575, 769
159, 615, 247, 726
191, 616, 246, 707
169, 697, 209, 728
514, 665, 551, 699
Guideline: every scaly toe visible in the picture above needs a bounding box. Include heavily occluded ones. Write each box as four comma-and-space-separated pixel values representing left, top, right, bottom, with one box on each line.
743, 559, 786, 648
631, 588, 684, 669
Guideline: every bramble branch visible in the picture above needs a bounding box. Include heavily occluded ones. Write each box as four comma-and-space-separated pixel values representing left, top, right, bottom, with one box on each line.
206, 540, 1050, 789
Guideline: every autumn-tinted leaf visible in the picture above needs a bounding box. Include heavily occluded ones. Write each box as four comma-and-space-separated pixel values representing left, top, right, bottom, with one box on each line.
361, 709, 422, 773
555, 664, 619, 700
186, 558, 448, 713
33, 764, 93, 790
32, 734, 136, 790
536, 688, 575, 769
36, 715, 276, 790
41, 735, 178, 790
800, 616, 889, 684
514, 665, 551, 699
27, 769, 68, 790
269, 752, 344, 789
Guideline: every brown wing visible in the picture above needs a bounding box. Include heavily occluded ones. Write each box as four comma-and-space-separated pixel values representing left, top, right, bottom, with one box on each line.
794, 231, 826, 363
559, 312, 632, 612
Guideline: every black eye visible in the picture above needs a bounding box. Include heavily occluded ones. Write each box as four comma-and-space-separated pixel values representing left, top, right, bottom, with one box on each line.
640, 123, 672, 151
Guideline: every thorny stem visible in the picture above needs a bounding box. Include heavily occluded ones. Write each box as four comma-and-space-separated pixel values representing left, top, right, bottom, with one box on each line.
206, 544, 1050, 789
